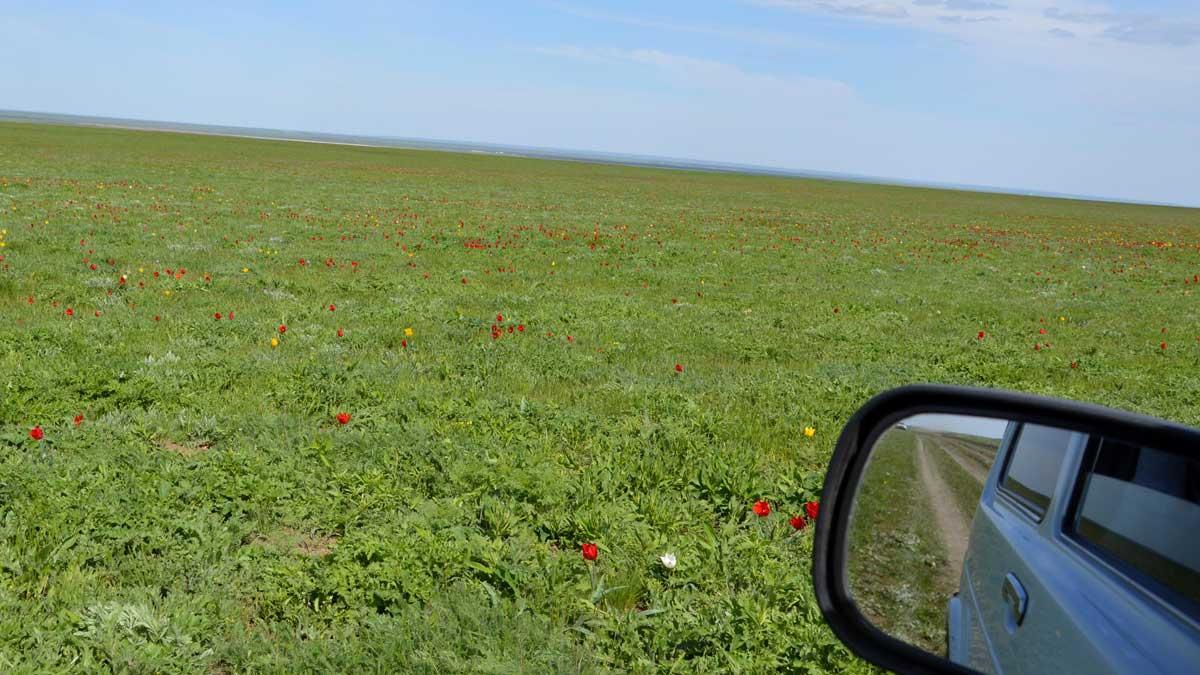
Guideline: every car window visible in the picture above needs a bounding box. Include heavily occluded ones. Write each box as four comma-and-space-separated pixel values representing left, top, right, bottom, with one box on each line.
1070, 439, 1200, 617
999, 423, 1073, 518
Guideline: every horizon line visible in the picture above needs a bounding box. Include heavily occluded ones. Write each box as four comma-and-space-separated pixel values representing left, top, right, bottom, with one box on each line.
1, 108, 1195, 210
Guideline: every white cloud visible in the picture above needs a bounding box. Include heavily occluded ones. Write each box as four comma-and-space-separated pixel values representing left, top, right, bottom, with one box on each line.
544, 3, 823, 49
750, 0, 909, 20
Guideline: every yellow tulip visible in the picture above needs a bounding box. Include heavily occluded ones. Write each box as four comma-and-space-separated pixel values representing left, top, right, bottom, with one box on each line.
404, 327, 414, 337
804, 426, 816, 438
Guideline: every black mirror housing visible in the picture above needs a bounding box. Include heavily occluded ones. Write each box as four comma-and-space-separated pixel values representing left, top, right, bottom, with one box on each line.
811, 384, 1200, 674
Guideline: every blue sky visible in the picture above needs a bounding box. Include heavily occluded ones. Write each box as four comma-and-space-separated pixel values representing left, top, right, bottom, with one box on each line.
3, 1, 1198, 205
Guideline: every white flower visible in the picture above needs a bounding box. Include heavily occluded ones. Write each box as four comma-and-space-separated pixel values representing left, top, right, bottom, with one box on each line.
659, 553, 677, 570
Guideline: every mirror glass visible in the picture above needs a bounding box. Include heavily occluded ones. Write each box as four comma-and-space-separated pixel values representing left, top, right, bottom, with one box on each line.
846, 414, 1200, 672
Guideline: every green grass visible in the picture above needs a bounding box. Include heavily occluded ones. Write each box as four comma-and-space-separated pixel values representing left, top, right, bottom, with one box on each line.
1, 120, 1199, 672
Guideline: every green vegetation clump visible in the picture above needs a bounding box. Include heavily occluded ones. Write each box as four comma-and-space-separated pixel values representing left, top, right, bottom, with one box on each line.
1, 121, 1198, 672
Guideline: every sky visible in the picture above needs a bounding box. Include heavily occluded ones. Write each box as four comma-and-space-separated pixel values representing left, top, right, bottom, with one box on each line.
904, 414, 1010, 439
3, 1, 1198, 206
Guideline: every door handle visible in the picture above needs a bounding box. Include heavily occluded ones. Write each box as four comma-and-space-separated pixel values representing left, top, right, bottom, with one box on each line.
1002, 572, 1028, 632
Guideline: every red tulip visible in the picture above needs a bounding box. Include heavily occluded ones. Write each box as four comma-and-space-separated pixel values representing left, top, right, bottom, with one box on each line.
517, 324, 525, 333
336, 412, 351, 425
328, 304, 336, 312
73, 414, 84, 426
581, 543, 598, 561
337, 327, 344, 338
976, 331, 985, 340
496, 313, 504, 323
65, 307, 74, 317
278, 324, 287, 334
1161, 341, 1167, 350
805, 500, 820, 521
29, 426, 44, 441
753, 500, 771, 517
789, 515, 807, 530
214, 312, 222, 320
674, 363, 683, 373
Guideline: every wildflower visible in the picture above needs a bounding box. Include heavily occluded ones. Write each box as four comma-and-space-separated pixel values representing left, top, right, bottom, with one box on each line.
804, 426, 816, 438
336, 412, 351, 425
517, 324, 525, 333
29, 426, 44, 441
674, 363, 683, 373
65, 307, 74, 317
74, 414, 84, 426
581, 543, 598, 561
404, 327, 413, 337
496, 314, 504, 323
328, 304, 336, 312
270, 337, 279, 348
337, 327, 344, 338
977, 331, 986, 340
805, 500, 820, 521
214, 312, 222, 320
659, 553, 677, 569
790, 514, 807, 530
278, 324, 287, 334
753, 500, 771, 517
1161, 341, 1167, 350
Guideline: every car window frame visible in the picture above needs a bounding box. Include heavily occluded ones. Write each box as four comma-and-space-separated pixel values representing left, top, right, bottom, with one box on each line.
995, 422, 1067, 523
1061, 436, 1200, 626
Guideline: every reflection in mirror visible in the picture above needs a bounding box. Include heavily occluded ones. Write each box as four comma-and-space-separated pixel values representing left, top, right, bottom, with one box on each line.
846, 414, 1200, 674
847, 414, 1006, 657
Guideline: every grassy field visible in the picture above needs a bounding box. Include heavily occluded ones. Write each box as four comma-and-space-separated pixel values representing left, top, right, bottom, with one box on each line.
1, 121, 1199, 672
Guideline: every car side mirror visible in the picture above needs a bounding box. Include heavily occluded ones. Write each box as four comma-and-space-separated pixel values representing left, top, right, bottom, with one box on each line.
811, 385, 1200, 674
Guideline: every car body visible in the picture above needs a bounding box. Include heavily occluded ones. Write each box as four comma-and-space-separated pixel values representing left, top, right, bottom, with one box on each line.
948, 421, 1200, 674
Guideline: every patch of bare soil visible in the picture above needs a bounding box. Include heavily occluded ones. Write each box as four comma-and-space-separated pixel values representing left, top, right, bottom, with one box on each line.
159, 439, 212, 457
251, 527, 338, 557
915, 436, 971, 583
